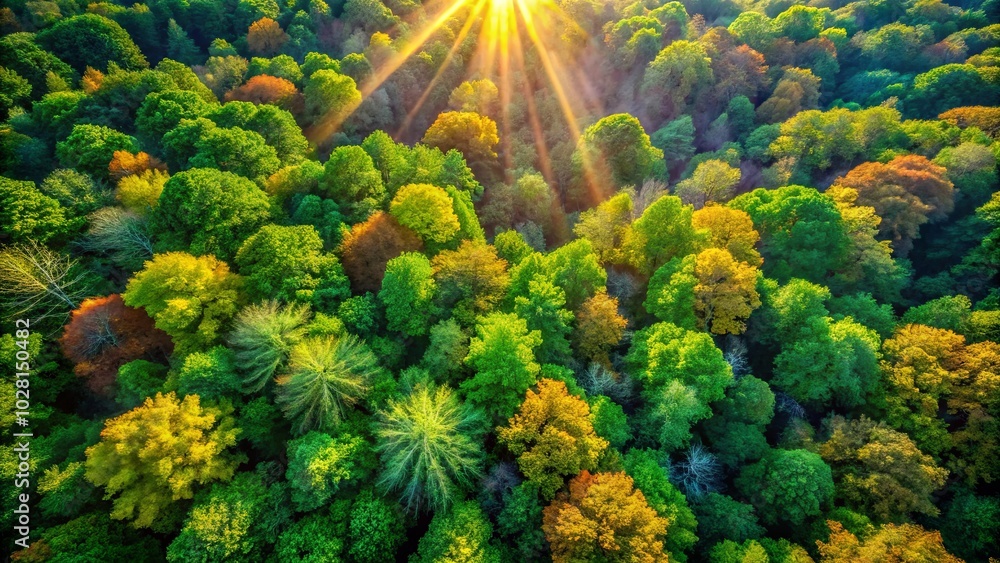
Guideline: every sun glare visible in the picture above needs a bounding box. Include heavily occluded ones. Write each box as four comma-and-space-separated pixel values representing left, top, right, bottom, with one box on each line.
308, 0, 599, 189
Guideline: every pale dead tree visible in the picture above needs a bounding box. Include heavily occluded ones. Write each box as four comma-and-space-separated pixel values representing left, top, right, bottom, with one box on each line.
577, 362, 635, 405
671, 443, 723, 499
0, 241, 89, 321
606, 267, 638, 304
724, 335, 750, 378
632, 178, 668, 218
77, 207, 154, 270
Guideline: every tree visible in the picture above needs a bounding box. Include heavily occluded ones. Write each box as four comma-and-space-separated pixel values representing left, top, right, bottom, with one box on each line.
0, 176, 79, 244
321, 145, 385, 224
622, 194, 702, 275
462, 312, 542, 421
881, 323, 976, 460
574, 290, 628, 365
627, 322, 733, 450
514, 276, 574, 364
226, 74, 298, 110
693, 493, 765, 546
642, 40, 714, 120
389, 184, 461, 245
432, 240, 510, 325
286, 430, 374, 511
165, 19, 199, 65
413, 500, 501, 563
340, 212, 423, 293
622, 449, 699, 561
674, 160, 741, 209
166, 472, 277, 562
349, 489, 406, 563
756, 67, 821, 124
573, 191, 633, 264
376, 384, 484, 512
227, 301, 310, 392
84, 392, 242, 528
56, 124, 138, 181
819, 416, 948, 523
379, 252, 437, 337
304, 68, 361, 124
276, 335, 379, 434
729, 186, 850, 284
735, 449, 835, 527
235, 224, 349, 306
248, 18, 289, 55
818, 521, 962, 562
123, 252, 243, 353
422, 111, 499, 166
449, 79, 500, 117
59, 294, 173, 395
571, 113, 664, 206
833, 155, 954, 256
543, 471, 670, 563
692, 205, 762, 266
702, 375, 775, 468
272, 511, 345, 562
150, 168, 271, 262
647, 248, 761, 334
12, 514, 161, 562
0, 67, 30, 118
499, 379, 607, 498
906, 64, 998, 118
0, 242, 88, 320
36, 14, 147, 73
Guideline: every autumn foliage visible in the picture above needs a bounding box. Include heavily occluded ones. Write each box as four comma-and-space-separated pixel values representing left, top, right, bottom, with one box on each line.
542, 471, 670, 563
108, 151, 166, 183
225, 75, 300, 111
59, 294, 173, 395
938, 106, 1000, 137
247, 18, 289, 56
340, 212, 423, 293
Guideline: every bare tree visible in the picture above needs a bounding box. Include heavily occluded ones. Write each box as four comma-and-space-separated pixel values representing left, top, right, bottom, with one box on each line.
632, 179, 668, 218
0, 241, 89, 321
671, 443, 723, 499
77, 207, 154, 270
724, 335, 750, 378
577, 362, 635, 405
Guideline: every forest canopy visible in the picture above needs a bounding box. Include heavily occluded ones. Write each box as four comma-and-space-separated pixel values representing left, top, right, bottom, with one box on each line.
1, 0, 1000, 560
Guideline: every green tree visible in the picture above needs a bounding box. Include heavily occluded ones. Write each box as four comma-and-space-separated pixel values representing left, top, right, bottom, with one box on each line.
736, 449, 835, 527
149, 168, 271, 262
36, 14, 147, 73
286, 430, 374, 511
379, 252, 438, 337
675, 160, 742, 209
462, 312, 542, 421
235, 225, 349, 306
389, 183, 461, 245
173, 345, 241, 402
228, 301, 310, 393
627, 322, 733, 450
729, 186, 850, 284
413, 500, 501, 563
513, 276, 574, 364
703, 375, 775, 468
0, 67, 30, 118
642, 40, 714, 120
56, 124, 139, 181
84, 392, 243, 528
166, 472, 276, 561
304, 68, 361, 124
348, 489, 406, 563
571, 113, 664, 206
123, 252, 243, 353
0, 176, 78, 244
376, 384, 485, 512
321, 145, 385, 224
188, 126, 282, 182
622, 194, 702, 275
276, 335, 379, 434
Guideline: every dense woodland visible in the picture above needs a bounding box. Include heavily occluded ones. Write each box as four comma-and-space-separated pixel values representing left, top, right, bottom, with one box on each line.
1, 0, 1000, 559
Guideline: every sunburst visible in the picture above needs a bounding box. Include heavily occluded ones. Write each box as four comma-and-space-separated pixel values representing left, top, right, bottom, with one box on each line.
308, 0, 600, 189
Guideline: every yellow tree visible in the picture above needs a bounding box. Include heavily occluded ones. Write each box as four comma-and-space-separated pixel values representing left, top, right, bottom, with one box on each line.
498, 379, 608, 499
693, 248, 761, 335
85, 392, 243, 528
422, 111, 499, 165
574, 290, 628, 365
247, 18, 289, 56
691, 204, 762, 266
818, 521, 962, 563
543, 471, 670, 563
